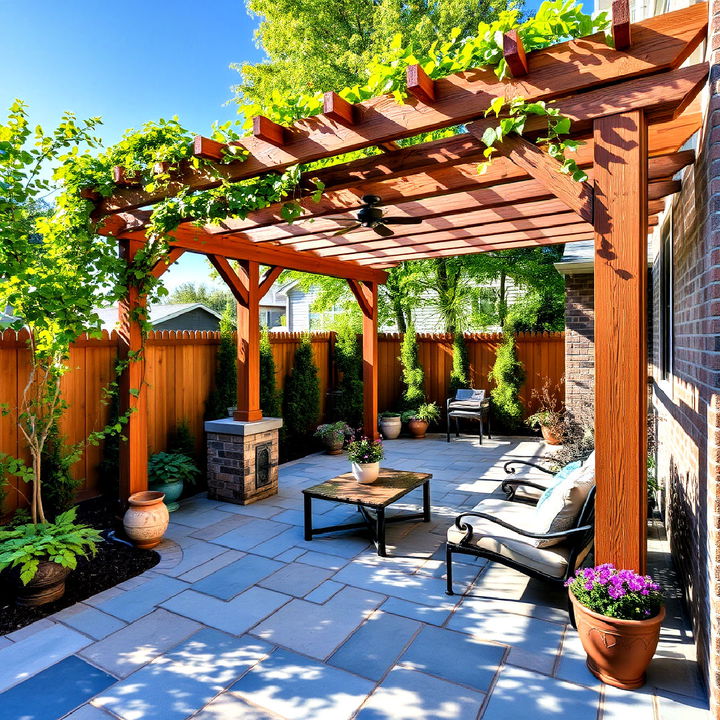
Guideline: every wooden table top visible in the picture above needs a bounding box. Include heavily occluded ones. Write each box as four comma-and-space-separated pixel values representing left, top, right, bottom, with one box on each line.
302, 468, 432, 508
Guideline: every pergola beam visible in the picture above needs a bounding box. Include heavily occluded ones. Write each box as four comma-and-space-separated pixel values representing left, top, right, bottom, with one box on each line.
94, 4, 707, 216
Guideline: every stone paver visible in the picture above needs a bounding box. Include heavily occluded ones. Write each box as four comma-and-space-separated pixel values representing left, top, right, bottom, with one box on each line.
251, 585, 385, 659
0, 437, 708, 720
79, 608, 201, 678
94, 628, 272, 720
161, 586, 290, 635
232, 647, 374, 720
0, 623, 92, 692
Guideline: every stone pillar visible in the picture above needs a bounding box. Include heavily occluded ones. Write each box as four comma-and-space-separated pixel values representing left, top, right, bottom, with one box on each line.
204, 418, 282, 505
564, 272, 595, 423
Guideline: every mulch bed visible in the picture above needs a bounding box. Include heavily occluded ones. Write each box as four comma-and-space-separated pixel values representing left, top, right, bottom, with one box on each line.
0, 496, 159, 636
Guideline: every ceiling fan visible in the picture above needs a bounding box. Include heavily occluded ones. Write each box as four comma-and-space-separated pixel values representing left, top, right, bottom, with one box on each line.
321, 195, 423, 237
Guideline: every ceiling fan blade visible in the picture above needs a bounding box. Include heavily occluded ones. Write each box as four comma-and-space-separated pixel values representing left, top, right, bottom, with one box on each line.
372, 224, 395, 237
383, 216, 423, 224
332, 224, 361, 236
310, 217, 357, 223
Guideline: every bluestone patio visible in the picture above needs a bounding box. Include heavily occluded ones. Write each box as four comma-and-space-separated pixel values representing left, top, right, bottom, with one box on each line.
0, 438, 708, 720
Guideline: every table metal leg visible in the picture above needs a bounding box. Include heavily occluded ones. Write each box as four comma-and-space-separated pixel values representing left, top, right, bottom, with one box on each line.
423, 481, 431, 522
304, 494, 313, 541
376, 507, 386, 557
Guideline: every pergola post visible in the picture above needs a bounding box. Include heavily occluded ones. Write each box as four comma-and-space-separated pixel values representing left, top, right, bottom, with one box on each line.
117, 237, 148, 502
235, 260, 262, 422
348, 279, 379, 440
593, 110, 649, 573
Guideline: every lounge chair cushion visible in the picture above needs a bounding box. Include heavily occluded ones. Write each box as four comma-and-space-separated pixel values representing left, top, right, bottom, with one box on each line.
509, 459, 583, 502
532, 459, 595, 548
447, 499, 571, 579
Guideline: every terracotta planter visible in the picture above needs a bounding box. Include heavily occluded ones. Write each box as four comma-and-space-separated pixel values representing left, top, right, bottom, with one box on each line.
352, 461, 380, 484
570, 591, 665, 689
123, 490, 170, 549
408, 419, 429, 438
149, 479, 183, 512
379, 416, 402, 440
15, 561, 70, 607
540, 424, 563, 445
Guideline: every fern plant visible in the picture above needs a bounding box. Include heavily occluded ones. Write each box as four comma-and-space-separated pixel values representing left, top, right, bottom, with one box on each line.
148, 452, 200, 486
0, 507, 101, 585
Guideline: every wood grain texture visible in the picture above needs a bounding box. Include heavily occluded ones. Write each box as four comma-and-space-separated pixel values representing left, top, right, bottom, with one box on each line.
95, 4, 707, 215
234, 260, 263, 422
323, 91, 356, 127
360, 282, 380, 440
612, 0, 632, 51
252, 116, 286, 146
593, 110, 648, 573
406, 64, 436, 104
503, 30, 529, 77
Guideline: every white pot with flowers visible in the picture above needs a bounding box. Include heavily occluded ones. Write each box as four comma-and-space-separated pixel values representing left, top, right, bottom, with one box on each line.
346, 437, 384, 484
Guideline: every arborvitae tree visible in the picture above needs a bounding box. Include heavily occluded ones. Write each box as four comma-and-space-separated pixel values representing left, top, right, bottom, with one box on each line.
283, 334, 320, 444
449, 333, 470, 395
206, 300, 237, 419
400, 323, 425, 410
488, 332, 525, 431
260, 327, 282, 417
169, 418, 196, 459
331, 320, 364, 427
41, 421, 82, 519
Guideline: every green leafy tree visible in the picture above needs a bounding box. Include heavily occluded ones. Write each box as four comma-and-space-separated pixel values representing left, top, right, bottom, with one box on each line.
400, 322, 425, 410
169, 282, 234, 315
206, 300, 237, 419
331, 317, 364, 427
260, 327, 282, 417
488, 332, 525, 431
40, 422, 82, 520
283, 335, 321, 443
169, 418, 196, 459
449, 333, 470, 394
233, 0, 518, 110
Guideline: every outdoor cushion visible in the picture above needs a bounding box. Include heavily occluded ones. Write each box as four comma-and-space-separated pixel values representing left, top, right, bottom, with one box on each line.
508, 459, 583, 502
532, 459, 595, 548
454, 388, 485, 401
447, 499, 571, 578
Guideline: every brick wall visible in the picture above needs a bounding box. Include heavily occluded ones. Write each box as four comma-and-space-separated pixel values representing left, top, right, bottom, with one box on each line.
651, 1, 720, 709
564, 273, 595, 420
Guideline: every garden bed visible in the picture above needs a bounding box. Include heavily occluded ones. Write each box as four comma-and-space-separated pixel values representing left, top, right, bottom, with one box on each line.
0, 497, 159, 635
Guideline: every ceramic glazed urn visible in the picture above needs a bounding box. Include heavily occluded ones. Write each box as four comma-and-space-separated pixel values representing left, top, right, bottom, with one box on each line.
379, 416, 402, 440
352, 461, 380, 484
149, 479, 183, 512
408, 419, 429, 438
570, 591, 665, 689
15, 561, 71, 607
123, 491, 169, 549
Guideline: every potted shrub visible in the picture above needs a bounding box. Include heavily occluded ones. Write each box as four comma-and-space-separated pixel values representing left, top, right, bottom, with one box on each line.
379, 412, 402, 440
314, 422, 354, 454
403, 402, 440, 438
527, 379, 565, 445
148, 452, 200, 512
0, 508, 101, 606
347, 437, 384, 484
566, 563, 664, 689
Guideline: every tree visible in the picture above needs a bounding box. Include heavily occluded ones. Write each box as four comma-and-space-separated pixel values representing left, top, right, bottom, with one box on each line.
399, 322, 425, 410
488, 332, 525, 431
0, 102, 125, 523
449, 333, 470, 394
331, 317, 364, 427
206, 301, 237, 419
283, 335, 320, 447
169, 282, 234, 315
259, 327, 282, 417
233, 0, 517, 109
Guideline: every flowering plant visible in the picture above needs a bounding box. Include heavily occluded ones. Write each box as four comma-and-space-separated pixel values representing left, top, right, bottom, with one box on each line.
314, 422, 354, 444
347, 437, 384, 464
566, 564, 663, 621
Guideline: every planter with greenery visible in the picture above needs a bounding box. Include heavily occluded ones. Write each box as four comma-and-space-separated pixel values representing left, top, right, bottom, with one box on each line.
347, 437, 384, 484
379, 412, 402, 440
314, 422, 354, 454
0, 508, 101, 606
403, 402, 441, 439
148, 452, 200, 512
567, 564, 664, 689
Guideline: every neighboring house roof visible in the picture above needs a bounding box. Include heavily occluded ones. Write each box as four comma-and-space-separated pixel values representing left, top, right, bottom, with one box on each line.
95, 303, 222, 330
553, 241, 595, 275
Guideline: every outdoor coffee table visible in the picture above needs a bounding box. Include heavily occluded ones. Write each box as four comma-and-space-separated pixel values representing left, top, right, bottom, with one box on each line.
302, 468, 432, 557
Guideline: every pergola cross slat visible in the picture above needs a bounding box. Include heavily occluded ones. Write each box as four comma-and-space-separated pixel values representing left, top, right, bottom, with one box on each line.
101, 4, 709, 576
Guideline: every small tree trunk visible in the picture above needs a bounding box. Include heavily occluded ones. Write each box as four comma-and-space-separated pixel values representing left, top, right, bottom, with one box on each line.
498, 270, 508, 328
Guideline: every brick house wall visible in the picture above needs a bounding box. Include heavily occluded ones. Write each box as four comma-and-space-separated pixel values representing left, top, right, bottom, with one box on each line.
564, 273, 595, 421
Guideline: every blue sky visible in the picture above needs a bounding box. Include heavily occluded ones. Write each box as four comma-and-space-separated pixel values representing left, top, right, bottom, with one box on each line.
1, 0, 545, 293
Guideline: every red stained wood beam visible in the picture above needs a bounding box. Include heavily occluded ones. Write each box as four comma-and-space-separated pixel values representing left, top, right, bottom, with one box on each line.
323, 92, 356, 127
151, 248, 185, 278
612, 0, 632, 51
113, 167, 140, 187
406, 64, 436, 104
193, 136, 226, 161
253, 116, 286, 146
503, 30, 529, 77
208, 254, 250, 305
347, 278, 374, 317
258, 266, 283, 298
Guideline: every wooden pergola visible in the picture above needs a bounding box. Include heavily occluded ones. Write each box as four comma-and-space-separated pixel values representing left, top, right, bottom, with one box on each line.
96, 2, 708, 573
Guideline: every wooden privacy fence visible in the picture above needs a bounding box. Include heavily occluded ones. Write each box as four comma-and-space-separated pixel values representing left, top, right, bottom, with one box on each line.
0, 329, 563, 514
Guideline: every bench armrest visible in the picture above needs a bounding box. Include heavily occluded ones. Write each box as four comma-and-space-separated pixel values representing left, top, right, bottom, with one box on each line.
452, 510, 592, 544
503, 460, 555, 476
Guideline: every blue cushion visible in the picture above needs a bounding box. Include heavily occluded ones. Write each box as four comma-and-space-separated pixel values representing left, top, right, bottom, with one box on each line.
536, 460, 583, 509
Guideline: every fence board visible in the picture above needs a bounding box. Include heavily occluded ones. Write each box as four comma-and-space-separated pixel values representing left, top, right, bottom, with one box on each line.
0, 329, 563, 514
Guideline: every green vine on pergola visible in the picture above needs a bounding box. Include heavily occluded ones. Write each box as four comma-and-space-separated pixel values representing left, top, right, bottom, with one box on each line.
57, 0, 610, 319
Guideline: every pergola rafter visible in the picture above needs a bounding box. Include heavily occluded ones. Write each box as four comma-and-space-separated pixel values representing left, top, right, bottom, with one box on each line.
99, 2, 709, 574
